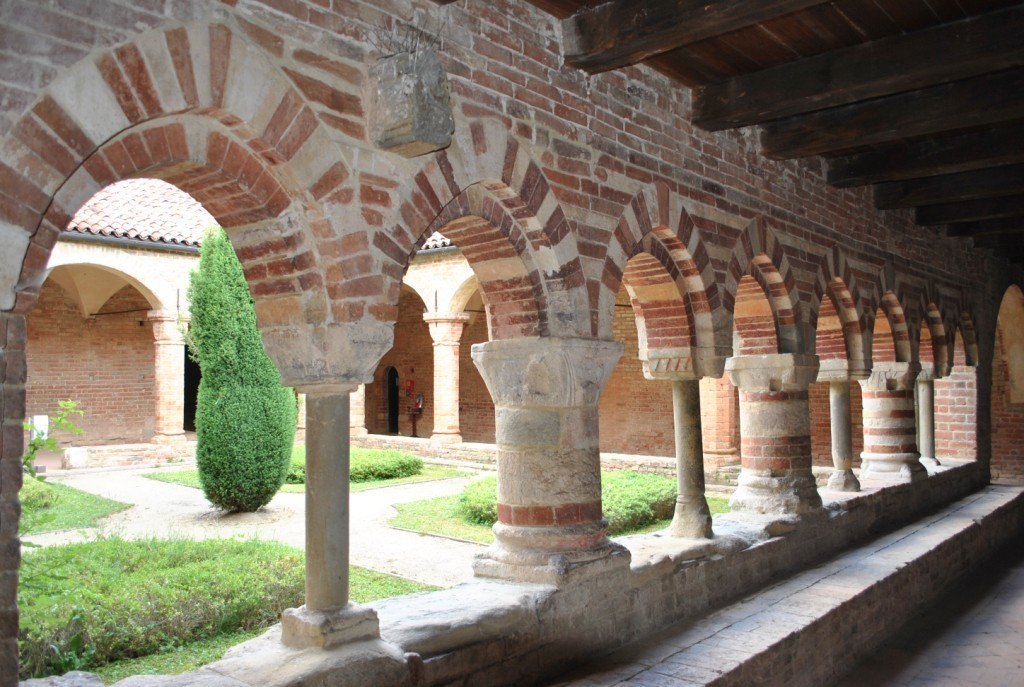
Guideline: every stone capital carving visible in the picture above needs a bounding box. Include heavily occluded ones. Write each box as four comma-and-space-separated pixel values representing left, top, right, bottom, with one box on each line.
641, 346, 728, 381
724, 353, 820, 392
859, 361, 921, 391
263, 320, 393, 389
424, 312, 470, 345
472, 337, 623, 408
149, 311, 183, 344
917, 362, 936, 383
814, 357, 871, 382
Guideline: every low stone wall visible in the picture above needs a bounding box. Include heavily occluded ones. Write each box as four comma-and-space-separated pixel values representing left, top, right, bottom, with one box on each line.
63, 442, 196, 469
108, 460, 1009, 687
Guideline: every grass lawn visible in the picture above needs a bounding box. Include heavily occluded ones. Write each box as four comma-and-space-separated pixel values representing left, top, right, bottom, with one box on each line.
19, 481, 130, 536
19, 538, 435, 682
145, 464, 467, 493
390, 493, 731, 544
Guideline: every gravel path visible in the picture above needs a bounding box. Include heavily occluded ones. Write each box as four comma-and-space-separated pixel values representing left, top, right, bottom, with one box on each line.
24, 465, 487, 588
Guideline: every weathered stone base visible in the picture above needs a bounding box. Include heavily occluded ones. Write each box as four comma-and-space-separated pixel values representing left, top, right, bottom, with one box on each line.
280, 603, 379, 649
860, 451, 927, 483
96, 460, 995, 687
827, 468, 861, 492
729, 471, 823, 515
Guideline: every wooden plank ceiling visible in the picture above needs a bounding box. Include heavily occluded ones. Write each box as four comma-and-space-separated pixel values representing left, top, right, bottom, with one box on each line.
456, 0, 1024, 265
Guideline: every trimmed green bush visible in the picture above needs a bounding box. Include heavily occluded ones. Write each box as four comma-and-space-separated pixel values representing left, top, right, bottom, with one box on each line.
188, 228, 296, 512
286, 447, 423, 485
19, 477, 57, 510
454, 471, 678, 535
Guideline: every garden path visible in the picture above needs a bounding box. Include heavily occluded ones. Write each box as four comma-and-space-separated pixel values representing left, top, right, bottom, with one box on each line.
22, 465, 486, 588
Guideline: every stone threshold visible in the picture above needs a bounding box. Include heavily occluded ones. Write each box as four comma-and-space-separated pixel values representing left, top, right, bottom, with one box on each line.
549, 484, 1024, 687
97, 461, 999, 687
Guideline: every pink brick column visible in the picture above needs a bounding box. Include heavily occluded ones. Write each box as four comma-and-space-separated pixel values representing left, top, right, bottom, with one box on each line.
425, 313, 470, 444
150, 313, 185, 444
726, 353, 823, 515
349, 385, 368, 438
472, 337, 623, 584
859, 362, 925, 483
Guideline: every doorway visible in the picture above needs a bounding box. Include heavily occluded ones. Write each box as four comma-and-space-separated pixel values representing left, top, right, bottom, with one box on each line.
184, 344, 201, 432
386, 366, 400, 434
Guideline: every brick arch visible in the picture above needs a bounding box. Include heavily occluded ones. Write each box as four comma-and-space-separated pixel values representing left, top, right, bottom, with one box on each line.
810, 247, 868, 372
370, 129, 589, 339
597, 183, 721, 353
724, 217, 802, 355
958, 311, 980, 367
870, 291, 913, 364
919, 302, 949, 374
619, 252, 691, 355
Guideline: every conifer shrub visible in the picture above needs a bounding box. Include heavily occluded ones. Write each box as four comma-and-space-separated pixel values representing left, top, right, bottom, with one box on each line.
188, 228, 296, 512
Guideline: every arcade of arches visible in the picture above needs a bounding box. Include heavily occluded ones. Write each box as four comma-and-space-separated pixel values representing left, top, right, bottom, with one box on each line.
1, 2, 1023, 687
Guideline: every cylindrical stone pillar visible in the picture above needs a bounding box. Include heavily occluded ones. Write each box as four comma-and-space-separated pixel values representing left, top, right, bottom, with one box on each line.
425, 313, 469, 444
859, 362, 925, 483
349, 384, 368, 438
725, 354, 823, 515
917, 368, 938, 467
827, 379, 861, 491
669, 378, 713, 538
471, 337, 623, 584
150, 313, 185, 444
281, 384, 378, 648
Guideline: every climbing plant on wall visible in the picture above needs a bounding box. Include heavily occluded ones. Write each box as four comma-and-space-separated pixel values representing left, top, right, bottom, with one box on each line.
187, 228, 296, 512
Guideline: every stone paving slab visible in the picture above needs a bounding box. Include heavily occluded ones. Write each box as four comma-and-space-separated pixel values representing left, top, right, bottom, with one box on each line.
550, 485, 1024, 687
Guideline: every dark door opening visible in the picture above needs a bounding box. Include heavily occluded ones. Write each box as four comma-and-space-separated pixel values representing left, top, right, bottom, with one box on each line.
386, 366, 400, 434
184, 344, 201, 432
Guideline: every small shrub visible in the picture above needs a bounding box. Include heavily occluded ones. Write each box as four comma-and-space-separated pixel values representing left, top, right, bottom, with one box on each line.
456, 476, 499, 525
19, 477, 58, 510
285, 448, 422, 484
453, 471, 678, 534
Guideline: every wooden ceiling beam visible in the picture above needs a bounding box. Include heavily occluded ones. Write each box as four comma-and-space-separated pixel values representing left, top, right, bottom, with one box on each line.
761, 68, 1024, 159
562, 0, 829, 74
917, 195, 1024, 226
948, 217, 1024, 238
694, 6, 1024, 130
875, 164, 1024, 210
827, 124, 1024, 187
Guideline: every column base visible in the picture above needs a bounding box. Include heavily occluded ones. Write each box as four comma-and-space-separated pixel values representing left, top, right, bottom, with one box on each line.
473, 522, 625, 585
667, 495, 713, 539
860, 452, 927, 483
430, 432, 462, 445
919, 456, 941, 468
827, 469, 861, 492
729, 470, 823, 515
281, 603, 379, 649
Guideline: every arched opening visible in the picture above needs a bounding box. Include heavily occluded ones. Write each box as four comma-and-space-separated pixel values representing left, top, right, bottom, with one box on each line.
934, 326, 978, 463
457, 289, 494, 443
733, 273, 779, 355
992, 285, 1024, 480
367, 286, 432, 437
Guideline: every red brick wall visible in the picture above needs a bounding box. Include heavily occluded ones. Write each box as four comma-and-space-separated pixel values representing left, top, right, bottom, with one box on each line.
991, 326, 1024, 479
735, 275, 778, 356
26, 280, 155, 444
366, 287, 433, 437
459, 310, 494, 443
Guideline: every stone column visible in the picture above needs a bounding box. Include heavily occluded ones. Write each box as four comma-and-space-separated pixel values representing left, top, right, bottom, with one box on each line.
917, 364, 939, 468
150, 313, 185, 444
471, 337, 623, 584
826, 380, 861, 491
725, 354, 823, 515
281, 385, 378, 648
425, 313, 469, 444
643, 348, 721, 539
349, 384, 368, 438
859, 362, 925, 483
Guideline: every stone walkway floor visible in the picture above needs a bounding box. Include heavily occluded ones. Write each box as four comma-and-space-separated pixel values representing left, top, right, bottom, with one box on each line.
837, 535, 1024, 687
25, 464, 487, 588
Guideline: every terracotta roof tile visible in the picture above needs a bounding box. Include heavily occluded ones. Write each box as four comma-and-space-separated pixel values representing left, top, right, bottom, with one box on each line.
65, 178, 216, 247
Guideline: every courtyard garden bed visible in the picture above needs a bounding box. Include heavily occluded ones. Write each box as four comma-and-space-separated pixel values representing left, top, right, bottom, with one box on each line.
19, 477, 131, 536
18, 537, 436, 681
146, 446, 466, 494
389, 471, 731, 544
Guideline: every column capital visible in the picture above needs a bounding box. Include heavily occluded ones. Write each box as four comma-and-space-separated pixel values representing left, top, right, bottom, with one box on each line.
295, 382, 361, 396
860, 361, 921, 391
471, 337, 622, 408
815, 357, 872, 382
917, 362, 936, 383
725, 353, 819, 392
149, 311, 183, 344
424, 312, 470, 345
642, 346, 728, 381
262, 321, 393, 389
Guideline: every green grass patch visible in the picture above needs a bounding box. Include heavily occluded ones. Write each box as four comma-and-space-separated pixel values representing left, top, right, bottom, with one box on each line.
146, 464, 466, 493
19, 537, 435, 680
391, 473, 731, 544
19, 479, 130, 536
